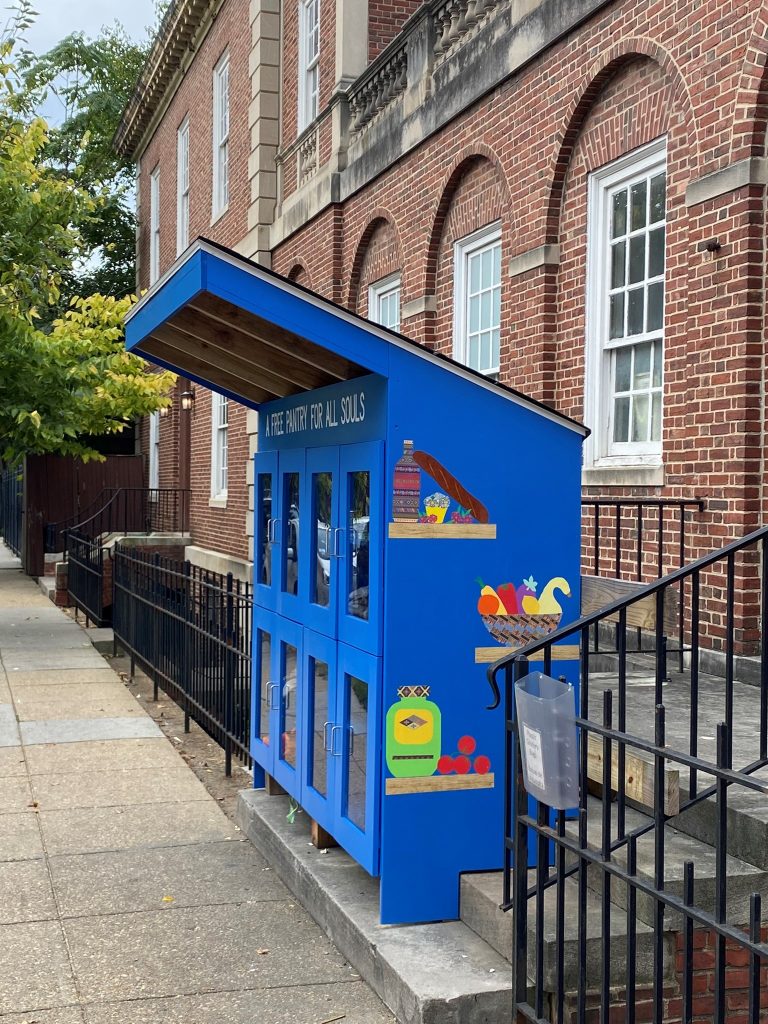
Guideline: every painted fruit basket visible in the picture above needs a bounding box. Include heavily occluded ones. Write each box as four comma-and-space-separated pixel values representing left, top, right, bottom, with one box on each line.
481, 612, 561, 646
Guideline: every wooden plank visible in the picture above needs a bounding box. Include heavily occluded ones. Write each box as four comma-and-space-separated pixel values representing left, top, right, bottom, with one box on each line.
170, 306, 337, 393
580, 575, 679, 634
142, 335, 276, 406
311, 818, 339, 850
264, 773, 287, 797
385, 773, 495, 795
474, 645, 580, 664
188, 293, 363, 382
586, 734, 679, 816
388, 523, 497, 539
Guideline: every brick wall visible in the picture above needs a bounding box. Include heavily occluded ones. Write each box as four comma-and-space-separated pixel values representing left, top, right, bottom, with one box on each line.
348, 217, 401, 316
368, 0, 422, 62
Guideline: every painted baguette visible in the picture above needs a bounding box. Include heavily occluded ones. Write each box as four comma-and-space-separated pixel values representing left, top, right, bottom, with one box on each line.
412, 451, 489, 523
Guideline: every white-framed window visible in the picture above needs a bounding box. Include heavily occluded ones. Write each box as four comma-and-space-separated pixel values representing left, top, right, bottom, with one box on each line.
148, 410, 160, 491
585, 138, 666, 466
176, 117, 190, 255
212, 52, 230, 221
149, 165, 161, 284
298, 0, 320, 131
211, 393, 228, 498
453, 223, 501, 376
369, 273, 401, 332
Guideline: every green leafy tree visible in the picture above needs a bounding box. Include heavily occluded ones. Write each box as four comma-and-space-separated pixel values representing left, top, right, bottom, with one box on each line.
0, 44, 174, 465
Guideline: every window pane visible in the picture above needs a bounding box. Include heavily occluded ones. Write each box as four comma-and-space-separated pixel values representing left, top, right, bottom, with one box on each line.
648, 227, 665, 278
652, 339, 663, 387
348, 472, 370, 620
469, 253, 481, 293
630, 180, 647, 230
492, 286, 500, 328
612, 190, 627, 238
633, 342, 652, 390
481, 247, 493, 289
259, 474, 272, 586
468, 334, 480, 370
629, 235, 646, 285
651, 393, 662, 442
650, 173, 666, 223
647, 282, 664, 332
281, 644, 298, 767
345, 675, 368, 831
613, 396, 630, 442
627, 288, 644, 336
492, 243, 500, 280
615, 347, 632, 393
469, 296, 480, 334
611, 241, 626, 289
310, 658, 329, 796
312, 472, 331, 608
480, 332, 491, 372
258, 631, 271, 745
610, 293, 625, 339
490, 329, 500, 370
632, 394, 649, 442
283, 473, 300, 596
480, 290, 492, 330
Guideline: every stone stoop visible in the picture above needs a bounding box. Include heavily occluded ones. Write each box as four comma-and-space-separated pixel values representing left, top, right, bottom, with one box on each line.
236, 788, 513, 1024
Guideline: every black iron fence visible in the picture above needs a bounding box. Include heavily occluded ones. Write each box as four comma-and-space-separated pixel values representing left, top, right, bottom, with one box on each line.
66, 530, 110, 625
488, 525, 768, 1023
0, 466, 23, 557
46, 487, 190, 553
112, 546, 252, 775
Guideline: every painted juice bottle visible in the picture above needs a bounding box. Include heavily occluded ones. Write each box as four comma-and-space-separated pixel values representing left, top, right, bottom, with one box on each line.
392, 440, 421, 522
386, 685, 442, 778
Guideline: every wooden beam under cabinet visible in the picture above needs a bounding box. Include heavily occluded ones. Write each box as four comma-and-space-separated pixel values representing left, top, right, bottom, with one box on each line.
385, 773, 495, 795
474, 645, 580, 664
586, 734, 679, 816
388, 523, 497, 539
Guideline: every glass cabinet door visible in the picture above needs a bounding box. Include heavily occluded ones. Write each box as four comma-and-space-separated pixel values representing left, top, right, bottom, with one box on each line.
250, 606, 276, 780
276, 449, 309, 622
332, 643, 381, 875
254, 451, 279, 611
338, 442, 384, 655
300, 628, 337, 829
304, 447, 339, 638
271, 616, 303, 792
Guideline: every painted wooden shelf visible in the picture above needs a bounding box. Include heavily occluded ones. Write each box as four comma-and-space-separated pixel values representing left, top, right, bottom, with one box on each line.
385, 773, 495, 795
388, 523, 497, 540
474, 644, 580, 664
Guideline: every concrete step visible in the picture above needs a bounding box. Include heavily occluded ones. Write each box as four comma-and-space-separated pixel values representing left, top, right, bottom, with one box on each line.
566, 798, 768, 929
459, 870, 661, 991
236, 789, 512, 1024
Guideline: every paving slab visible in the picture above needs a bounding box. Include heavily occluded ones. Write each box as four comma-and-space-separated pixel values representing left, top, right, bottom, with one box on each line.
0, 775, 34, 815
0, 920, 78, 1013
0, 704, 20, 747
82, 983, 395, 1024
5, 669, 120, 686
31, 767, 211, 811
20, 717, 161, 746
24, 738, 183, 776
65, 901, 360, 1004
38, 801, 237, 856
14, 697, 143, 722
0, 1009, 84, 1024
0, 813, 44, 863
9, 683, 131, 705
2, 655, 107, 672
0, 747, 25, 776
50, 840, 288, 918
0, 858, 57, 924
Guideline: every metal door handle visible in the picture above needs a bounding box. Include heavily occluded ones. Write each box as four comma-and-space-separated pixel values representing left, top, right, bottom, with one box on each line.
348, 726, 354, 756
271, 518, 281, 543
269, 683, 279, 710
323, 721, 332, 751
330, 724, 342, 756
333, 527, 344, 558
265, 517, 273, 543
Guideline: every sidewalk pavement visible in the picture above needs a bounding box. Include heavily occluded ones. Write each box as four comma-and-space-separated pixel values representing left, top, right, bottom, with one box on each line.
0, 542, 395, 1024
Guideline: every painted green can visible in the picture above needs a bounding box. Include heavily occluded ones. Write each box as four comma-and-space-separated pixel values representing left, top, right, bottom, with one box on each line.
385, 685, 442, 778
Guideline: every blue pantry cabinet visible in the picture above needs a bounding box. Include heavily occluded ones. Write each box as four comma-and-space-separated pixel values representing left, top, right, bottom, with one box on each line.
124, 240, 589, 926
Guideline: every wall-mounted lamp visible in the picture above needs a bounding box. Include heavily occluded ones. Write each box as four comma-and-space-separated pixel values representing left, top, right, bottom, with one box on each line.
159, 404, 170, 418
181, 389, 196, 412
697, 238, 722, 255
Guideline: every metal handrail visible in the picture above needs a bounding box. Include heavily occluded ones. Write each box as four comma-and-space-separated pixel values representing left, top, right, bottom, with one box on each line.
487, 522, 768, 708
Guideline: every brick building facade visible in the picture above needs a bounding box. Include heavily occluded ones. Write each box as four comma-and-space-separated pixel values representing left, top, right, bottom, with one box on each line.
117, 0, 768, 644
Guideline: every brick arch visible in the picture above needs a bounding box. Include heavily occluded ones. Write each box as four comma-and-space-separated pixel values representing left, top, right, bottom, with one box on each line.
545, 39, 699, 244
286, 260, 312, 288
346, 209, 403, 313
423, 144, 513, 300
730, 4, 768, 161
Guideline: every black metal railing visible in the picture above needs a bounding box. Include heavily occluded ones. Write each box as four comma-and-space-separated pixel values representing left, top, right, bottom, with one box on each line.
582, 498, 705, 672
488, 525, 768, 1022
46, 487, 190, 553
112, 546, 252, 775
0, 465, 23, 557
66, 529, 110, 625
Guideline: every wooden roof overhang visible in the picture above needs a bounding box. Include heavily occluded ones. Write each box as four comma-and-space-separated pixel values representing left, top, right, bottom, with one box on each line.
125, 239, 589, 437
